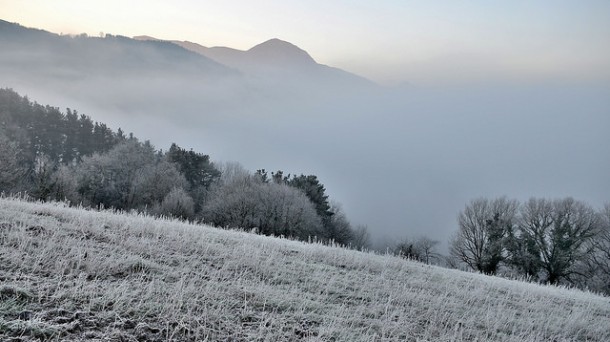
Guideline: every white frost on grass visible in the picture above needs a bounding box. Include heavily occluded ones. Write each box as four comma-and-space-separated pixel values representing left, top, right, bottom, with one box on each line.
0, 197, 609, 341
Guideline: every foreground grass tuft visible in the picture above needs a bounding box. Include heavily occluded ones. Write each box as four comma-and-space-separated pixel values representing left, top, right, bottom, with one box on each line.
0, 197, 609, 341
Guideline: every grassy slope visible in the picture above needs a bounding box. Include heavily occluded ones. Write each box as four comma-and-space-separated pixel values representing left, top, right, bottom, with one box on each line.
0, 198, 609, 341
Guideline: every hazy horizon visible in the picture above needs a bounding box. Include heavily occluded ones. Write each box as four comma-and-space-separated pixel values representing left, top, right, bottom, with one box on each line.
2, 0, 610, 85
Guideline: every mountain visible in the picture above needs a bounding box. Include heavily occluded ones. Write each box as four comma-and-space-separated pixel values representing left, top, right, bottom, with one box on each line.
227, 38, 317, 68
0, 18, 375, 96
134, 36, 375, 88
2, 197, 608, 341
0, 20, 237, 81
0, 19, 376, 120
0, 19, 249, 125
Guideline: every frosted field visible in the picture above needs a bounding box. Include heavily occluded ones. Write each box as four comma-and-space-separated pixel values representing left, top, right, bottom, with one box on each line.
1, 197, 609, 341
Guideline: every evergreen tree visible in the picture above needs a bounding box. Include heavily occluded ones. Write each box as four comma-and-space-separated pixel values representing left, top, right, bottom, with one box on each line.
167, 143, 220, 190
287, 174, 333, 224
76, 113, 95, 157
63, 108, 80, 162
166, 143, 220, 212
0, 130, 23, 192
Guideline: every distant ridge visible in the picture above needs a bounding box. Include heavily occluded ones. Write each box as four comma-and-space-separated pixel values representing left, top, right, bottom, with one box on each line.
0, 18, 377, 114
133, 36, 316, 66
134, 35, 375, 87
0, 20, 237, 79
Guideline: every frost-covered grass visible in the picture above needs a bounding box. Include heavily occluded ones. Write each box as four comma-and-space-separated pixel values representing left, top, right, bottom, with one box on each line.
1, 197, 609, 341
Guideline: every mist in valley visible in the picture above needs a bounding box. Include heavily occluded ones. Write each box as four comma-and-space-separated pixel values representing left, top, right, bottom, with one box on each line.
2, 20, 609, 250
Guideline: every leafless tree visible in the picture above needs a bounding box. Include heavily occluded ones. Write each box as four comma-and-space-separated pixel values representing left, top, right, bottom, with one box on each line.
395, 238, 420, 261
518, 197, 600, 284
325, 202, 353, 245
30, 154, 56, 200
132, 159, 188, 208
579, 203, 610, 294
202, 171, 259, 229
416, 237, 440, 265
70, 140, 190, 212
50, 164, 79, 202
450, 197, 518, 274
350, 224, 371, 250
595, 203, 610, 276
157, 187, 195, 220
396, 236, 439, 264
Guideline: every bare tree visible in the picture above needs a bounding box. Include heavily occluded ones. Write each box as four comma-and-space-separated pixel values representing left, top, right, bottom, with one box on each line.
450, 197, 518, 274
215, 162, 250, 186
70, 139, 191, 212
396, 238, 421, 261
443, 255, 464, 270
157, 187, 195, 220
30, 154, 56, 200
202, 171, 259, 229
256, 180, 324, 239
50, 164, 79, 202
350, 224, 371, 250
132, 159, 188, 208
325, 202, 353, 245
416, 237, 440, 265
504, 225, 542, 279
518, 197, 600, 284
595, 204, 610, 281
580, 203, 610, 294
396, 236, 439, 264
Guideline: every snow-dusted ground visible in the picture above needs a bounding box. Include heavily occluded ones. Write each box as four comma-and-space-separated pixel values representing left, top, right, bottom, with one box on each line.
1, 197, 609, 341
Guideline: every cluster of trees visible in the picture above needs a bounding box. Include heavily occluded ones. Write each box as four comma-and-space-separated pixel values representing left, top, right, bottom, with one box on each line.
0, 89, 121, 166
202, 166, 322, 241
201, 166, 370, 246
0, 88, 369, 247
451, 197, 610, 294
0, 88, 123, 195
394, 236, 440, 265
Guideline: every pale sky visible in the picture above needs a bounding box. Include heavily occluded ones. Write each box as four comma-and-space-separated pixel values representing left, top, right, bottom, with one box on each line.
2, 0, 610, 84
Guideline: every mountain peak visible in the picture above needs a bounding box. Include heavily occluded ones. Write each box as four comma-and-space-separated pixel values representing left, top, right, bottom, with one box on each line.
251, 38, 296, 49
133, 35, 162, 42
247, 38, 316, 66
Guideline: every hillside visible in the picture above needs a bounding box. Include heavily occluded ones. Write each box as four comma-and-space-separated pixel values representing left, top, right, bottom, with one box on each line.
1, 197, 609, 341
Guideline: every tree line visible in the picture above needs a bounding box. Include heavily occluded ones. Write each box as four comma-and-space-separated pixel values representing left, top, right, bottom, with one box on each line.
0, 88, 370, 248
450, 197, 610, 295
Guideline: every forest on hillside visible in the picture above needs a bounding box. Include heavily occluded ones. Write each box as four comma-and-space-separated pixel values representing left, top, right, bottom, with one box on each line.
0, 88, 369, 249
